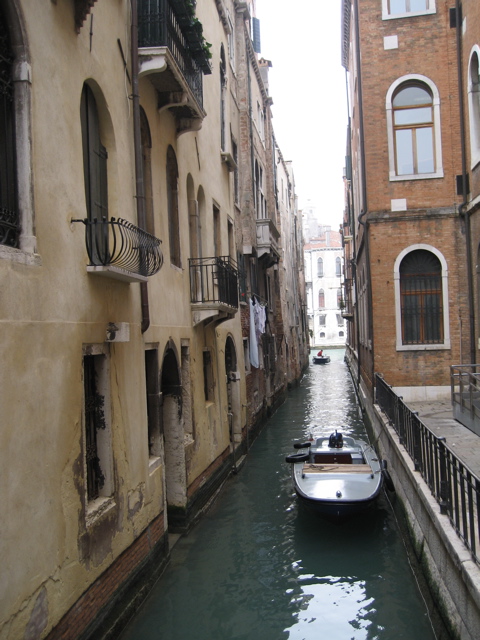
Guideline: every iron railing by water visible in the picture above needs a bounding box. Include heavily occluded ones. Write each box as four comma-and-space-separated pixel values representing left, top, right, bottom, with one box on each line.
451, 365, 480, 436
375, 373, 480, 565
189, 256, 238, 308
73, 217, 163, 278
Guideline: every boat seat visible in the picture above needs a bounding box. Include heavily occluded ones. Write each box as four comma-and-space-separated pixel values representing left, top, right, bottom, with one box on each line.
303, 463, 373, 474
313, 453, 352, 464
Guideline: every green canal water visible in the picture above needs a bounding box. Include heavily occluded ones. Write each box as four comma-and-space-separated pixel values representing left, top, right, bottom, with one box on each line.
120, 350, 448, 640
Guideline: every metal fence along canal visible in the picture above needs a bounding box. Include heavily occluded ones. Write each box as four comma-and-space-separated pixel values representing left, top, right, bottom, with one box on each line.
120, 351, 449, 640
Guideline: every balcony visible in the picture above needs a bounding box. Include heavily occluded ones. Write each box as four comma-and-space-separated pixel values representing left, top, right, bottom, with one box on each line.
256, 217, 280, 268
189, 256, 239, 325
138, 0, 211, 134
73, 217, 163, 283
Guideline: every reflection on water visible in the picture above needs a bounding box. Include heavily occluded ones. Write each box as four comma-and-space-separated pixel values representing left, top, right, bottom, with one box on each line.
120, 351, 443, 640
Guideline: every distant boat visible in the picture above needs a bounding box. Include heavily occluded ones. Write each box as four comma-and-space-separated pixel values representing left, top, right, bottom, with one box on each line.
285, 431, 389, 519
312, 354, 330, 364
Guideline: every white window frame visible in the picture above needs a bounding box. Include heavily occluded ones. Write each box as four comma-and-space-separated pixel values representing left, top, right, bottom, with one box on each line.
382, 0, 436, 20
394, 244, 450, 351
386, 75, 443, 182
468, 45, 480, 170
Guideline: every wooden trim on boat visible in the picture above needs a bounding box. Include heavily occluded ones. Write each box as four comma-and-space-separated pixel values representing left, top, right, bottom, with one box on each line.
302, 463, 373, 474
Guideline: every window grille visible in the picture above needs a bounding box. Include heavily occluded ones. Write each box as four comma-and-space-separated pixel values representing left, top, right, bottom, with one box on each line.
400, 250, 443, 344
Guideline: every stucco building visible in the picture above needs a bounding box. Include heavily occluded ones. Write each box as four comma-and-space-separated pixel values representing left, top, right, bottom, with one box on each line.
0, 1, 308, 638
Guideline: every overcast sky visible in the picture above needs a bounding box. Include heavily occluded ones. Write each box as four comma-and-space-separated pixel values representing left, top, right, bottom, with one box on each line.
257, 0, 348, 228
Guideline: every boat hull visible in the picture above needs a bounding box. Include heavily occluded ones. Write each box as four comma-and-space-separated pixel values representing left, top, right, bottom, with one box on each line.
312, 356, 330, 364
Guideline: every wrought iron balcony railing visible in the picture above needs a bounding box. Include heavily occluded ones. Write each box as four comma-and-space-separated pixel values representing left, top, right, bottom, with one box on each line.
138, 0, 210, 111
73, 217, 163, 283
189, 256, 239, 310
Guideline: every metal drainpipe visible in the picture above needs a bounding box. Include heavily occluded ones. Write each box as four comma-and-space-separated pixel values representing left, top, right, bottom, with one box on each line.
353, 0, 373, 393
131, 0, 150, 333
455, 0, 475, 365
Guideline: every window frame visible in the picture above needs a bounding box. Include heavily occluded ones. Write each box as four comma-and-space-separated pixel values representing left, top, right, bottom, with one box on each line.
382, 0, 436, 20
394, 245, 450, 351
386, 75, 443, 181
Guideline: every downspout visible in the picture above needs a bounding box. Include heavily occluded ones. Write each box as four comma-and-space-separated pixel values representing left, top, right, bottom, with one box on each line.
455, 0, 475, 364
353, 0, 374, 393
131, 0, 150, 333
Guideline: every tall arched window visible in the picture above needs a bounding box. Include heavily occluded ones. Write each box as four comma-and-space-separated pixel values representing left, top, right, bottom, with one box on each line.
318, 289, 325, 308
393, 84, 434, 175
140, 108, 154, 235
0, 9, 18, 247
386, 75, 443, 181
220, 46, 226, 152
399, 249, 443, 344
335, 256, 342, 276
167, 146, 181, 268
317, 257, 323, 277
468, 47, 480, 168
81, 83, 108, 263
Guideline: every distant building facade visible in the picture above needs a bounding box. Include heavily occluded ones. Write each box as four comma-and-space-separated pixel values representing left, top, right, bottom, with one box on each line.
304, 226, 346, 348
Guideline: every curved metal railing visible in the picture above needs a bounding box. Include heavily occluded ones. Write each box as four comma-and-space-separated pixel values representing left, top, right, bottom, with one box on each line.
74, 217, 163, 277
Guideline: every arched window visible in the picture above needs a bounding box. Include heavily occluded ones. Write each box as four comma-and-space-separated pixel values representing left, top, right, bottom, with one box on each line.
167, 146, 181, 268
318, 289, 325, 308
81, 83, 108, 263
386, 76, 443, 181
0, 9, 18, 247
220, 46, 226, 152
393, 84, 434, 175
395, 247, 450, 348
317, 257, 323, 277
468, 47, 480, 169
335, 256, 342, 276
140, 108, 154, 235
0, 5, 34, 258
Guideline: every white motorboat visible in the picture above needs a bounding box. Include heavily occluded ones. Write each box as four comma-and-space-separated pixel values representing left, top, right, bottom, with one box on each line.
286, 431, 389, 519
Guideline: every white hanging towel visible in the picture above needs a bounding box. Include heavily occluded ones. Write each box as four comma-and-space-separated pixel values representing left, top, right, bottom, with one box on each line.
249, 298, 259, 368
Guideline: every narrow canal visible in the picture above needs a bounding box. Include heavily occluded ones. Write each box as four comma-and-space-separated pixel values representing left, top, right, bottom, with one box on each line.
120, 350, 448, 640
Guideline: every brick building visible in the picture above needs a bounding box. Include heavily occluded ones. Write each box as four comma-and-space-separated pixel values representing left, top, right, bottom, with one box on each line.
341, 0, 471, 403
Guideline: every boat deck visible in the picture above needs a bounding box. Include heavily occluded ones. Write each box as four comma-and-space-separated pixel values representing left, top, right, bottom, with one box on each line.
303, 463, 373, 474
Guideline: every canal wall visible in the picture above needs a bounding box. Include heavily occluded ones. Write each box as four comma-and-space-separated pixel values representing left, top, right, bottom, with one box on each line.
354, 379, 480, 640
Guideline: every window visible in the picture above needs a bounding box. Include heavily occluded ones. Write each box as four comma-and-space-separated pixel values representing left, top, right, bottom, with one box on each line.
337, 313, 345, 327
335, 257, 342, 276
83, 350, 112, 502
317, 257, 323, 277
167, 146, 181, 267
318, 289, 325, 308
337, 288, 344, 308
393, 85, 433, 175
394, 246, 450, 350
468, 47, 480, 169
145, 348, 162, 458
81, 84, 108, 221
227, 12, 235, 68
203, 349, 214, 402
382, 0, 435, 19
140, 108, 154, 235
319, 315, 326, 327
0, 7, 35, 258
0, 11, 18, 248
220, 46, 226, 152
386, 76, 443, 181
232, 138, 239, 203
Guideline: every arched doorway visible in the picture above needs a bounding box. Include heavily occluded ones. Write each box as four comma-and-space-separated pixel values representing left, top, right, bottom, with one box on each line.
225, 337, 242, 454
161, 344, 187, 530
